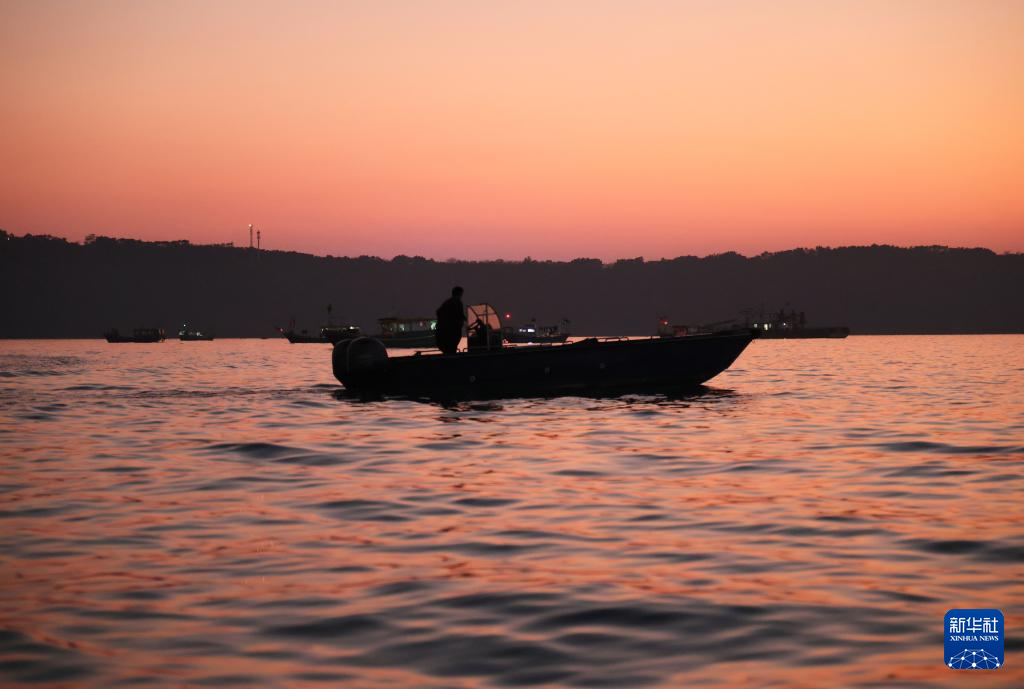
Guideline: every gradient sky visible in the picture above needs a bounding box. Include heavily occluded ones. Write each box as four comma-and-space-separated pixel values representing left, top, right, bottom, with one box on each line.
1, 1, 1022, 260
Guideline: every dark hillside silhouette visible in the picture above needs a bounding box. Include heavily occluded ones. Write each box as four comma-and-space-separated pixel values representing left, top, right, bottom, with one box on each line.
1, 230, 1022, 337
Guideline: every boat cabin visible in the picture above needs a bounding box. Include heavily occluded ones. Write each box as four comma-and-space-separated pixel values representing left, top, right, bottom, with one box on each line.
378, 317, 436, 336
375, 316, 438, 348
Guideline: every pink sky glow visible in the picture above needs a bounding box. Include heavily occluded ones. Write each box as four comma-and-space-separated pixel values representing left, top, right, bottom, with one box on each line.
1, 1, 1022, 260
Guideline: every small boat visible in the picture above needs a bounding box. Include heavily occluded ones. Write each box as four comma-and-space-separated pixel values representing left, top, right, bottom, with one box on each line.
503, 319, 570, 344
750, 309, 849, 339
179, 324, 214, 341
280, 305, 360, 344
284, 329, 328, 344
104, 327, 165, 343
321, 325, 361, 344
334, 304, 753, 398
375, 317, 437, 349
657, 317, 736, 338
282, 326, 360, 344
657, 318, 694, 338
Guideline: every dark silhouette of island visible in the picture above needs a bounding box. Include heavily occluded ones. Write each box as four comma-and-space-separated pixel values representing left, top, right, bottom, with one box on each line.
1, 229, 1021, 338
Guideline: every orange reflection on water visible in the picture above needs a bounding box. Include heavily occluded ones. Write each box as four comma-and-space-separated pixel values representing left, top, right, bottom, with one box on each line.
0, 336, 1021, 687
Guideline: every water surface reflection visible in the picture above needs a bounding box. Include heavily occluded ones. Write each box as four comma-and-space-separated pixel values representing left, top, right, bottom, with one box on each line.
0, 336, 1022, 688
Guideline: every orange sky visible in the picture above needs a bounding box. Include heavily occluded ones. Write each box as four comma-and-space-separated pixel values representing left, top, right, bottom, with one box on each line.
1, 1, 1022, 260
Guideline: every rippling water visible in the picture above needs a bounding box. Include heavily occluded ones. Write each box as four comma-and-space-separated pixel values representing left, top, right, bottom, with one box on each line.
1, 336, 1022, 688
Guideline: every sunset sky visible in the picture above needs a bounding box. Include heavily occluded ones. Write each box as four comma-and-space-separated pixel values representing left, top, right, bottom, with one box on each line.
1, 1, 1022, 260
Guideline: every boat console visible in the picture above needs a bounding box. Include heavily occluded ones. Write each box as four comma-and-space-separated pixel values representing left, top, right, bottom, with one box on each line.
467, 304, 503, 351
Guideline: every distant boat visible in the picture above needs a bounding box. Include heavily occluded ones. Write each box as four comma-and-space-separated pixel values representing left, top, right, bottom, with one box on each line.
334, 304, 753, 398
375, 317, 437, 348
282, 325, 360, 344
321, 325, 361, 343
503, 318, 570, 344
657, 318, 694, 338
104, 327, 165, 343
280, 305, 360, 344
750, 309, 849, 339
283, 329, 326, 344
179, 324, 214, 341
657, 317, 737, 338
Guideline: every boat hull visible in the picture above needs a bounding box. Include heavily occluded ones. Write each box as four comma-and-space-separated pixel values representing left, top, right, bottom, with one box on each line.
286, 332, 329, 344
322, 327, 360, 344
376, 333, 437, 349
335, 331, 753, 398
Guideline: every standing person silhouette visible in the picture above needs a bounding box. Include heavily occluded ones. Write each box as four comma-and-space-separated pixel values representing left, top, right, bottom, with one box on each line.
435, 286, 466, 355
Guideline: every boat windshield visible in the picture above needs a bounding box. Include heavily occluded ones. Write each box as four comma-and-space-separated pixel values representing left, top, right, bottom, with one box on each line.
467, 304, 503, 351
467, 304, 502, 331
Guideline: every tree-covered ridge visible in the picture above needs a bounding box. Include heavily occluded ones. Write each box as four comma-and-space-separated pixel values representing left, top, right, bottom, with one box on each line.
1, 230, 1021, 337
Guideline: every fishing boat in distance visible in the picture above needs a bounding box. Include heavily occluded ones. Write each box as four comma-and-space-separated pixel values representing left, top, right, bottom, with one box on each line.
104, 327, 165, 343
321, 324, 361, 343
375, 316, 437, 348
657, 317, 736, 338
503, 318, 571, 344
748, 308, 849, 339
282, 328, 326, 344
281, 324, 361, 344
179, 324, 214, 341
334, 304, 753, 398
279, 305, 361, 344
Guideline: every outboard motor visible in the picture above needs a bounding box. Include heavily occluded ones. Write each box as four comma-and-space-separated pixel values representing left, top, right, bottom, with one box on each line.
333, 337, 388, 388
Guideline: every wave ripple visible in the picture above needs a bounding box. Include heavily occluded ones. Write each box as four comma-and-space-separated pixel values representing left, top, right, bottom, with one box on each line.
1, 336, 1022, 688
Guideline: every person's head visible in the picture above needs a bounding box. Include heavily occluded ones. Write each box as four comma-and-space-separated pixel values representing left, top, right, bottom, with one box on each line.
452, 286, 464, 298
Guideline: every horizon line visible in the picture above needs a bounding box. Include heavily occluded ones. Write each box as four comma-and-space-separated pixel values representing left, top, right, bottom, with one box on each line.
3, 228, 1020, 263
